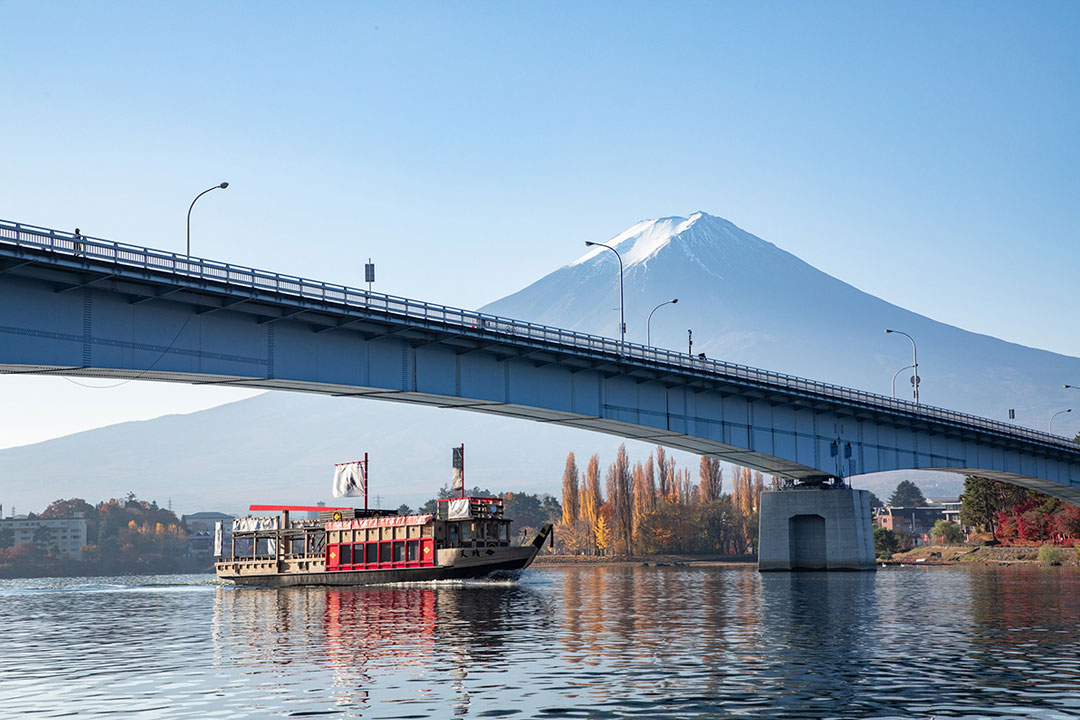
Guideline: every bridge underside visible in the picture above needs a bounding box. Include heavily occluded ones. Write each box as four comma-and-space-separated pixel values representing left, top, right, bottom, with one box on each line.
2, 239, 1080, 506
4, 363, 1080, 506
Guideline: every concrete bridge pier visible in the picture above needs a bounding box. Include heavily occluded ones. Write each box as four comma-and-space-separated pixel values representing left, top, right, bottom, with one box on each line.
758, 485, 876, 571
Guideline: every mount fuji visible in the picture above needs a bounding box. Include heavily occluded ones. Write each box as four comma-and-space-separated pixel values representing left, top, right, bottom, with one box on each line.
1, 212, 1077, 514
483, 211, 1079, 425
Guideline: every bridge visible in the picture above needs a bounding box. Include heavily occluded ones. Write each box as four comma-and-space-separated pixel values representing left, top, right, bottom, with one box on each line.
2, 219, 1079, 514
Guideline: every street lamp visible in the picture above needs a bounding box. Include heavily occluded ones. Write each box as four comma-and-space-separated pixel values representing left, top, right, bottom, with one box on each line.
885, 329, 918, 404
1065, 385, 1079, 391
187, 182, 229, 257
891, 364, 914, 399
584, 241, 625, 352
646, 298, 678, 347
1049, 408, 1072, 434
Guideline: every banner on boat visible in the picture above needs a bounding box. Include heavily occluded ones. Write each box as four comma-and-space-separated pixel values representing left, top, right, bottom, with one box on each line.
446, 498, 471, 519
326, 514, 434, 531
333, 461, 367, 498
232, 516, 279, 533
451, 445, 464, 490
213, 521, 232, 557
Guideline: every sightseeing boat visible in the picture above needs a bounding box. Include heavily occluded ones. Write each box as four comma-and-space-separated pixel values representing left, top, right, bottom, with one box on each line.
214, 452, 552, 587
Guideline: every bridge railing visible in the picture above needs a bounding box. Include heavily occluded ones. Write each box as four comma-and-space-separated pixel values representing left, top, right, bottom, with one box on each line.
1, 218, 1076, 453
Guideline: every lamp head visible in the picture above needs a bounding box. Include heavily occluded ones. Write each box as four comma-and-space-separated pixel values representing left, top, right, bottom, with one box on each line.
1066, 384, 1074, 389
671, 298, 679, 304
885, 329, 894, 334
219, 182, 229, 189
584, 241, 596, 247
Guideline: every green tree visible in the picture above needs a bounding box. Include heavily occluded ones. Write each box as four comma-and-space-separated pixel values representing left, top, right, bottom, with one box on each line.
0, 528, 12, 549
867, 492, 884, 510
873, 527, 903, 559
888, 480, 926, 507
931, 519, 963, 544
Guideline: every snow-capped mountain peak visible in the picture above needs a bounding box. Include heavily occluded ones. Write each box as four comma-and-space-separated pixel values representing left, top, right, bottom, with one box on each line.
483, 211, 1080, 437
568, 211, 773, 271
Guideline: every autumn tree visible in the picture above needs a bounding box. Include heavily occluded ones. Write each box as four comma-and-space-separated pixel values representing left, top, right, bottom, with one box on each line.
656, 445, 670, 499
581, 454, 603, 554
631, 461, 656, 538
698, 456, 722, 503
605, 445, 634, 554
751, 471, 765, 513
561, 453, 580, 525
960, 476, 1028, 536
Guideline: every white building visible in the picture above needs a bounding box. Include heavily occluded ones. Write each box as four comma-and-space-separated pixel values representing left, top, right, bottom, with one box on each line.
0, 516, 88, 558
926, 498, 963, 526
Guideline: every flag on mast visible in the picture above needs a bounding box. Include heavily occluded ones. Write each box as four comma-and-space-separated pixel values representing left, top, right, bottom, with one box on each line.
332, 459, 367, 498
451, 445, 464, 491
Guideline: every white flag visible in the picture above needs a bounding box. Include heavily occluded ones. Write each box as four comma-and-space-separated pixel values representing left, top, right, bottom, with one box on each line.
451, 446, 464, 491
333, 462, 366, 498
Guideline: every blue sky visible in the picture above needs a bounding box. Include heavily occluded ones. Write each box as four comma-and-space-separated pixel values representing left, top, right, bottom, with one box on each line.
2, 1, 1079, 446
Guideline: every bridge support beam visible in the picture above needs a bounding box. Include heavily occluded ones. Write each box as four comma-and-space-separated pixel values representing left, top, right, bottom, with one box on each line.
758, 487, 875, 572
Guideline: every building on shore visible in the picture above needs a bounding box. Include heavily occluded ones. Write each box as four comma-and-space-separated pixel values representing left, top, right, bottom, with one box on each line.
0, 515, 88, 559
181, 512, 235, 558
874, 506, 946, 546
925, 498, 963, 526
181, 512, 236, 534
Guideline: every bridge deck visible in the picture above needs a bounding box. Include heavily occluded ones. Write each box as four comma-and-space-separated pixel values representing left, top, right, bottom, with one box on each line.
2, 218, 1076, 457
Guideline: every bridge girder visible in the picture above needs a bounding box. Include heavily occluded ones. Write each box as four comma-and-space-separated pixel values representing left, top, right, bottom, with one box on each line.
1, 224, 1079, 504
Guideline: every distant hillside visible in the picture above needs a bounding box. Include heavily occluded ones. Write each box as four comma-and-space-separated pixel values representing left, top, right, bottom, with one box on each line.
0, 391, 703, 516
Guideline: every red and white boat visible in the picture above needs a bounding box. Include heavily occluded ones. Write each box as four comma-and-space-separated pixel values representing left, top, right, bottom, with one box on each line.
215, 453, 552, 587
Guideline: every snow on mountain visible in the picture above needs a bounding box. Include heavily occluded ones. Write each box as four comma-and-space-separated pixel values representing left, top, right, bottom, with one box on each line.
483, 212, 1080, 433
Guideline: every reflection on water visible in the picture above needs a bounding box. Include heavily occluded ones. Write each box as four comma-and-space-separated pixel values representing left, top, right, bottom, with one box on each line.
2, 566, 1080, 718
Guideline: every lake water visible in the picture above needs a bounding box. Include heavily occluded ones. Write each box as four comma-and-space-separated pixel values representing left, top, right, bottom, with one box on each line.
2, 565, 1080, 719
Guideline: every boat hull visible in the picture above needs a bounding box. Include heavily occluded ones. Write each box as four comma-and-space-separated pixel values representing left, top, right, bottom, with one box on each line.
226, 554, 536, 588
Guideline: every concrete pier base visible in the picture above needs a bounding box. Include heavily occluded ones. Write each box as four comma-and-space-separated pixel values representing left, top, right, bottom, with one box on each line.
758, 487, 876, 571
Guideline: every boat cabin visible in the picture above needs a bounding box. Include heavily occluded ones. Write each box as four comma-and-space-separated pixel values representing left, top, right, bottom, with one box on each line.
220, 497, 513, 575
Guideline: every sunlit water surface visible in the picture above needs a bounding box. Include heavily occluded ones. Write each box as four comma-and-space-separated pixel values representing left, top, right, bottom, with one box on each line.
2, 565, 1080, 719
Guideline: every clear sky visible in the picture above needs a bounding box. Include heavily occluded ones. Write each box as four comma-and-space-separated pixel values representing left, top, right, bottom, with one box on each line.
2, 1, 1078, 448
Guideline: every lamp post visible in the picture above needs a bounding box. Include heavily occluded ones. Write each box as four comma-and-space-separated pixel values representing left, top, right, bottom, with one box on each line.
584, 241, 625, 353
891, 364, 914, 399
1065, 384, 1079, 391
187, 182, 229, 258
885, 329, 918, 404
646, 298, 678, 347
1050, 408, 1072, 434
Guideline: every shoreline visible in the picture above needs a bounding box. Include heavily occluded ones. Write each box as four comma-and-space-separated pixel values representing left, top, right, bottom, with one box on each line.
533, 553, 757, 567
882, 545, 1080, 567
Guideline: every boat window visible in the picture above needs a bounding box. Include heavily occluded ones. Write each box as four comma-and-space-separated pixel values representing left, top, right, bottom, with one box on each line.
461, 523, 473, 541
393, 542, 406, 562
379, 541, 391, 563
407, 540, 419, 562
449, 524, 460, 546
500, 524, 509, 543
365, 542, 377, 564
340, 544, 352, 565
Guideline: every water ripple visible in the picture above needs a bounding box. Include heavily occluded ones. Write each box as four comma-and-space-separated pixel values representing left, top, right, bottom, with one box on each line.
1, 567, 1079, 718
